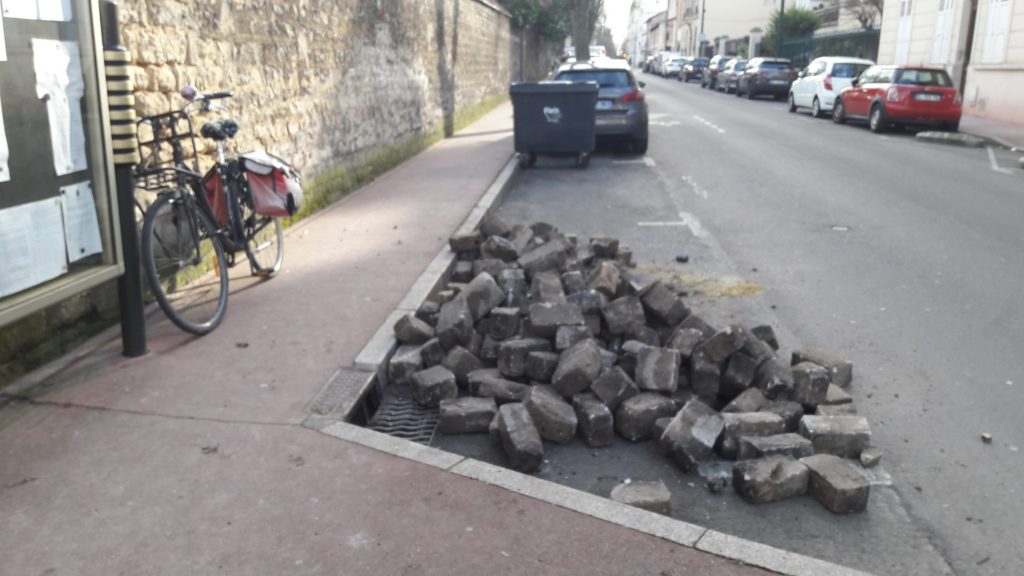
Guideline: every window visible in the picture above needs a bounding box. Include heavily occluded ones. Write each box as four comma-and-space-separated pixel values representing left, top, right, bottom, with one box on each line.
810, 61, 828, 75
876, 68, 895, 83
760, 62, 793, 70
858, 67, 879, 84
832, 63, 870, 78
895, 68, 953, 86
931, 0, 954, 64
895, 0, 914, 64
982, 0, 1013, 63
555, 70, 632, 87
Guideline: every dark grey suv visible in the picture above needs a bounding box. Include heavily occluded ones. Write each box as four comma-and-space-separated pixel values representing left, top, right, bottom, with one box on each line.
555, 61, 649, 154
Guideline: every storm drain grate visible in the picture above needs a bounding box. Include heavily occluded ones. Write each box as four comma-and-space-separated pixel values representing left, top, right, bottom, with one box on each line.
367, 395, 440, 445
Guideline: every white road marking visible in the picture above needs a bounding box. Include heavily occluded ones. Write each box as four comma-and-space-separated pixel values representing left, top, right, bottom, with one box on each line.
986, 146, 1014, 175
612, 157, 657, 167
682, 175, 708, 199
650, 120, 682, 127
692, 115, 726, 134
637, 221, 687, 227
678, 211, 709, 237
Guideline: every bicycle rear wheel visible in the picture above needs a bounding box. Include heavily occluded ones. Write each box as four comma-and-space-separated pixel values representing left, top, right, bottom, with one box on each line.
244, 214, 283, 277
142, 192, 229, 335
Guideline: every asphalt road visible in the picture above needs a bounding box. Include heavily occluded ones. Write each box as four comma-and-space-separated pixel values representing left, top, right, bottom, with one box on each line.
474, 74, 1022, 576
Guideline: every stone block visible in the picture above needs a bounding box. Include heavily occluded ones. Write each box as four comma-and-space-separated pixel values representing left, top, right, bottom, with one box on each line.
530, 270, 567, 304
721, 388, 769, 413
690, 351, 721, 399
480, 213, 511, 238
394, 313, 434, 345
721, 352, 758, 398
620, 268, 657, 296
740, 331, 775, 368
801, 454, 870, 514
737, 433, 815, 460
590, 366, 640, 409
509, 225, 534, 254
388, 344, 423, 386
583, 313, 603, 336
479, 335, 500, 364
590, 236, 620, 258
528, 303, 584, 338
733, 456, 809, 504
641, 281, 689, 326
410, 365, 458, 407
799, 415, 871, 458
718, 412, 787, 459
555, 325, 591, 351
610, 480, 672, 515
420, 338, 446, 367
761, 400, 805, 431
751, 324, 780, 350
489, 307, 520, 341
529, 221, 559, 240
598, 348, 618, 371
587, 261, 620, 297
566, 288, 608, 315
526, 351, 560, 382
602, 296, 646, 335
665, 327, 705, 362
561, 270, 586, 294
497, 338, 552, 378
415, 300, 439, 326
475, 375, 529, 404
462, 273, 506, 322
497, 268, 528, 308
442, 346, 483, 388
653, 417, 673, 454
436, 297, 474, 349
451, 260, 474, 283
679, 313, 716, 338
698, 326, 746, 364
615, 247, 633, 267
660, 399, 725, 470
572, 393, 614, 447
625, 324, 661, 347
816, 404, 858, 416
551, 339, 602, 397
525, 385, 578, 444
859, 448, 882, 468
636, 347, 681, 392
473, 258, 510, 280
823, 384, 853, 405
615, 393, 678, 442
439, 397, 498, 434
518, 238, 569, 278
792, 350, 854, 388
481, 235, 519, 262
793, 362, 830, 407
449, 231, 483, 252
755, 359, 794, 399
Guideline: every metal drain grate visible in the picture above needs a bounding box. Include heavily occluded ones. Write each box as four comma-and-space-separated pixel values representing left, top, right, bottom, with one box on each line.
367, 394, 441, 445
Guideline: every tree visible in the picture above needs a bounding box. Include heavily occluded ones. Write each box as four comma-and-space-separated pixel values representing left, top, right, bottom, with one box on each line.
568, 0, 604, 61
593, 22, 617, 57
496, 0, 571, 40
761, 8, 822, 56
843, 0, 883, 29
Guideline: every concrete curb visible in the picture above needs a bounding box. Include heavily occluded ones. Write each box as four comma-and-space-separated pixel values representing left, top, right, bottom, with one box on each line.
310, 152, 881, 576
915, 130, 988, 148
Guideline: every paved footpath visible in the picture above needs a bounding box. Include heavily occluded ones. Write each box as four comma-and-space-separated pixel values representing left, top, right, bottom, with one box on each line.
0, 103, 773, 575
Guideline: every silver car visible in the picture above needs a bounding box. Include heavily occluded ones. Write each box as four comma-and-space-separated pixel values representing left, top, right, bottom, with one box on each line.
554, 61, 650, 154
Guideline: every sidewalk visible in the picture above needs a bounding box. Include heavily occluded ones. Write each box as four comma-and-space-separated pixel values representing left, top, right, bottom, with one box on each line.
0, 104, 774, 575
960, 113, 1024, 150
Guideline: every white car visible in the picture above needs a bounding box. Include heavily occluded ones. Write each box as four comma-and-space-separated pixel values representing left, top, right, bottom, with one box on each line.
788, 57, 875, 118
664, 57, 685, 78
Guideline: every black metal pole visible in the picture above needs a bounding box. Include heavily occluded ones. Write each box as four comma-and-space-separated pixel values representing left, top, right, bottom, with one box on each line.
100, 0, 147, 358
777, 0, 786, 57
700, 0, 706, 56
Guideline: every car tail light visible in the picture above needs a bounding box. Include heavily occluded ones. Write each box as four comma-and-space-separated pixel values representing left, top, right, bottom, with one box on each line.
823, 75, 832, 91
954, 92, 962, 105
886, 86, 901, 103
622, 89, 645, 102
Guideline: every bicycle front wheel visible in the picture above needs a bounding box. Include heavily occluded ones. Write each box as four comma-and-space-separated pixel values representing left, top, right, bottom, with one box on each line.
141, 193, 229, 335
244, 214, 283, 277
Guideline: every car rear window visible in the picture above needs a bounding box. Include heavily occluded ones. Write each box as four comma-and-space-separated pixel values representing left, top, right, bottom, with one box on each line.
693, 58, 709, 65
759, 62, 792, 70
832, 63, 870, 78
895, 69, 953, 87
555, 70, 633, 88
672, 58, 685, 64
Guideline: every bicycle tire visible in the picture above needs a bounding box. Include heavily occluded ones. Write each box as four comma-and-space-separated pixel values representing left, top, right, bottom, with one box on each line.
244, 215, 283, 277
141, 192, 229, 335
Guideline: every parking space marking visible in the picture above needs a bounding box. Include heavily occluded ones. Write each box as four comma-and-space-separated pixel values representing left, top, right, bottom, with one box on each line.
692, 115, 726, 134
682, 175, 708, 199
637, 221, 687, 227
987, 146, 1015, 175
678, 211, 709, 237
613, 157, 657, 167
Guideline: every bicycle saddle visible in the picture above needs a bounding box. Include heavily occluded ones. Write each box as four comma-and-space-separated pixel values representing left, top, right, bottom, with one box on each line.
200, 118, 240, 141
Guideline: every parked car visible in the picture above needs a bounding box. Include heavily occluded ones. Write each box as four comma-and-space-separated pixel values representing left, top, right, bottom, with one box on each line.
643, 55, 657, 73
736, 58, 797, 100
789, 57, 874, 117
554, 61, 650, 152
679, 57, 708, 82
832, 65, 962, 132
717, 58, 748, 93
701, 54, 736, 90
653, 51, 683, 76
665, 57, 685, 78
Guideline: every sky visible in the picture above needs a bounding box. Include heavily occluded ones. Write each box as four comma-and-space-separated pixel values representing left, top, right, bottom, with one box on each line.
604, 0, 633, 48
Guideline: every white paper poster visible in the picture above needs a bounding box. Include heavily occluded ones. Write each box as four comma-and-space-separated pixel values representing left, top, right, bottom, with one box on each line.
36, 0, 71, 22
0, 197, 68, 297
32, 38, 87, 176
2, 0, 39, 20
59, 181, 101, 262
0, 95, 9, 182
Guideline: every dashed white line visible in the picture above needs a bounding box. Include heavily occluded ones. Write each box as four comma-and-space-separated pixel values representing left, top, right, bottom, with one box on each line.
637, 221, 686, 227
682, 175, 708, 199
692, 115, 726, 134
678, 211, 709, 237
613, 157, 657, 167
986, 146, 1014, 175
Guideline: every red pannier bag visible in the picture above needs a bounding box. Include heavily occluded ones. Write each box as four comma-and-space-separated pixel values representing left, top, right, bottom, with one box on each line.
240, 151, 303, 217
200, 167, 231, 227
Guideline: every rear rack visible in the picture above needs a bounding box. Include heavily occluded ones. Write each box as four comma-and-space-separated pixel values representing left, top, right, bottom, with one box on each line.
134, 109, 202, 191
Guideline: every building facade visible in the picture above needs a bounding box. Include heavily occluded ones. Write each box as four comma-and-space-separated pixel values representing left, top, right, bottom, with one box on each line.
877, 0, 1023, 122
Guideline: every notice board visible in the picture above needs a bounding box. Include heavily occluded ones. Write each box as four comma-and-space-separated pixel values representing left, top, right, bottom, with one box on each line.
0, 0, 122, 326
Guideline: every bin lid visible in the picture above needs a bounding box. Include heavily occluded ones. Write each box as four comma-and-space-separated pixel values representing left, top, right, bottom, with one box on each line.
509, 81, 599, 95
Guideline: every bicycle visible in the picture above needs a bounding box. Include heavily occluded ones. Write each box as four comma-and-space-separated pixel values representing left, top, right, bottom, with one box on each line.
134, 86, 290, 335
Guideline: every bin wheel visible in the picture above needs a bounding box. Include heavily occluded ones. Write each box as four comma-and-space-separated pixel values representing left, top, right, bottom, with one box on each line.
576, 154, 590, 169
519, 153, 536, 169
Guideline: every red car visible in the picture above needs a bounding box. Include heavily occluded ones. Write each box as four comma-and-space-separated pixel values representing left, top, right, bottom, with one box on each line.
832, 65, 962, 132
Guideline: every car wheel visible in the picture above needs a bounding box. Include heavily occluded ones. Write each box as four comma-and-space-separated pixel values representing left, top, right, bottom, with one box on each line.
811, 97, 823, 118
944, 120, 960, 132
576, 153, 590, 169
746, 88, 755, 100
788, 93, 797, 113
632, 136, 648, 155
519, 153, 536, 169
774, 94, 785, 101
869, 105, 886, 133
735, 86, 743, 97
832, 99, 847, 124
